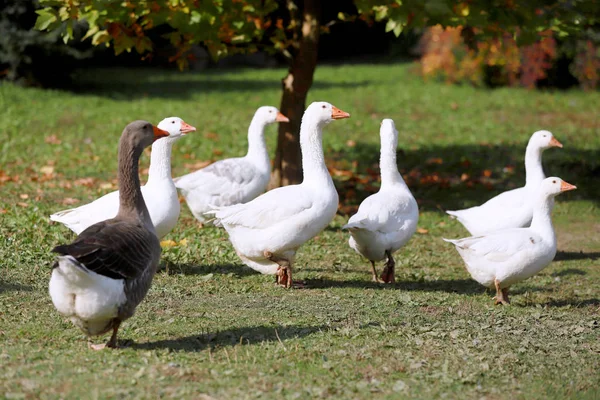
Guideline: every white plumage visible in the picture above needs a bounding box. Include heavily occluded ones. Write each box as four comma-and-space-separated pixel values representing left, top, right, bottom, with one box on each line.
209, 102, 350, 287
446, 130, 562, 235
49, 117, 196, 238
343, 119, 419, 283
175, 106, 288, 224
444, 177, 576, 305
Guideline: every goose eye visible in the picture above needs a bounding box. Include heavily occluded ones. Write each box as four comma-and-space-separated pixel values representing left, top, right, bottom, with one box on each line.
552, 180, 556, 183
269, 110, 272, 113
322, 105, 326, 109
172, 121, 175, 124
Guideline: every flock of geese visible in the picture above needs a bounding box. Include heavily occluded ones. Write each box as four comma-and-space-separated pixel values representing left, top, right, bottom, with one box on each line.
47, 101, 575, 349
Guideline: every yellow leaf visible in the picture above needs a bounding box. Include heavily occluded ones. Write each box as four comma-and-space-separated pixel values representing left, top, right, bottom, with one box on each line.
178, 238, 189, 246
40, 165, 54, 175
160, 240, 177, 248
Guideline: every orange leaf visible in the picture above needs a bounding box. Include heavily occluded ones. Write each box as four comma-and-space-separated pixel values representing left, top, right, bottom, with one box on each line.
62, 197, 80, 205
19, 193, 29, 199
482, 169, 492, 177
417, 228, 429, 234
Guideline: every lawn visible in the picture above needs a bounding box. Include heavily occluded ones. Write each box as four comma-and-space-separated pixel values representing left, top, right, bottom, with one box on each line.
1, 63, 599, 399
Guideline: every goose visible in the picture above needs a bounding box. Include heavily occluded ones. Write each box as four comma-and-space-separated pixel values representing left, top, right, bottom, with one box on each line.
50, 117, 196, 238
443, 177, 576, 305
446, 130, 562, 236
208, 102, 350, 287
49, 120, 168, 349
343, 119, 419, 283
175, 106, 288, 224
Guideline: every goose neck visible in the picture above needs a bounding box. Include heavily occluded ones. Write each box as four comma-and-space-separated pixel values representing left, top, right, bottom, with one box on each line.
300, 120, 331, 186
246, 119, 270, 172
379, 141, 404, 189
524, 143, 545, 188
530, 192, 556, 242
146, 137, 176, 184
116, 138, 152, 226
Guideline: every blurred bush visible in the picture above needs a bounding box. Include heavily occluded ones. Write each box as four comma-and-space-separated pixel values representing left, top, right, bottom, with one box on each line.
0, 0, 92, 87
417, 25, 599, 90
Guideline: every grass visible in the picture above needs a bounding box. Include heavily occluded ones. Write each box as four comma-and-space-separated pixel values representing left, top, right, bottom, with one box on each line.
1, 63, 599, 399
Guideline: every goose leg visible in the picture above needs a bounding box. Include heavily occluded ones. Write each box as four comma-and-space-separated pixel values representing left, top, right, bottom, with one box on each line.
89, 319, 121, 350
264, 251, 292, 288
380, 250, 396, 283
494, 279, 510, 305
369, 261, 381, 283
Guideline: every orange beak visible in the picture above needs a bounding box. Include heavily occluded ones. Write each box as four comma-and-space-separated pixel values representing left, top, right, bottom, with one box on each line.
180, 120, 197, 134
276, 112, 289, 123
560, 181, 577, 192
331, 106, 350, 120
153, 125, 170, 141
549, 137, 563, 148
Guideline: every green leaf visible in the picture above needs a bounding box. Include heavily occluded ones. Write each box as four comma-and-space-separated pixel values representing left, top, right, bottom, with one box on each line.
34, 9, 57, 31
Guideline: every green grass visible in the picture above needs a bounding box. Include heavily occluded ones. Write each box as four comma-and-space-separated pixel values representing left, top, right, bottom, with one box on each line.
1, 63, 599, 399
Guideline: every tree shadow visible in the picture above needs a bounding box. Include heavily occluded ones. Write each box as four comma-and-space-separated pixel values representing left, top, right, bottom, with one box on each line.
554, 251, 600, 262
158, 262, 258, 278
540, 298, 600, 308
331, 141, 600, 214
130, 324, 328, 352
69, 68, 372, 100
0, 280, 32, 294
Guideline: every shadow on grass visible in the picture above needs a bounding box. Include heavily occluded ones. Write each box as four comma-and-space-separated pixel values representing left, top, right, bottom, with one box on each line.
541, 298, 600, 308
332, 141, 600, 213
554, 252, 600, 262
303, 277, 485, 294
70, 68, 372, 99
130, 324, 328, 352
0, 280, 32, 294
158, 262, 257, 277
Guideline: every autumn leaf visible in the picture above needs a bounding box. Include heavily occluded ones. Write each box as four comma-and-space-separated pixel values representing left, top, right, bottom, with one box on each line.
346, 139, 356, 147
19, 194, 29, 199
17, 202, 28, 208
417, 228, 429, 234
160, 240, 177, 248
44, 134, 62, 144
482, 169, 492, 177
40, 165, 55, 175
62, 197, 80, 205
426, 157, 443, 165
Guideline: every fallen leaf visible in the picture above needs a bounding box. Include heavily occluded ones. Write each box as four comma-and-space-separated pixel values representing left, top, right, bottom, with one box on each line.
99, 182, 114, 190
0, 209, 7, 214
205, 132, 219, 140
460, 173, 469, 182
17, 202, 28, 207
179, 238, 189, 246
40, 165, 54, 175
74, 177, 95, 187
346, 139, 356, 147
62, 197, 80, 205
417, 228, 429, 234
45, 134, 62, 145
19, 194, 29, 199
450, 102, 459, 110
482, 169, 492, 177
426, 157, 443, 165
212, 149, 223, 156
160, 240, 177, 248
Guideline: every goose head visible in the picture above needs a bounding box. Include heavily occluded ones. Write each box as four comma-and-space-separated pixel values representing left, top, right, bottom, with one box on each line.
123, 120, 169, 149
529, 130, 563, 150
157, 117, 196, 140
304, 102, 350, 126
539, 177, 577, 198
254, 106, 289, 125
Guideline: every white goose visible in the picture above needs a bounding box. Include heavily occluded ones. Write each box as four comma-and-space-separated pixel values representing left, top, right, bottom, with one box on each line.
175, 106, 288, 224
343, 119, 419, 283
446, 130, 562, 236
50, 117, 196, 238
209, 102, 350, 287
444, 177, 576, 305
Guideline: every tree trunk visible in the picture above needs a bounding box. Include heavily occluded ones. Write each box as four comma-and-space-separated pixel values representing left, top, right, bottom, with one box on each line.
269, 0, 320, 189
